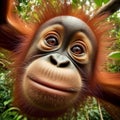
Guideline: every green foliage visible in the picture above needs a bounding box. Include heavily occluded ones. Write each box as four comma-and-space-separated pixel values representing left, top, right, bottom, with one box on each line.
94, 0, 110, 6
107, 63, 120, 72
57, 97, 112, 120
0, 50, 27, 120
16, 0, 39, 21
107, 51, 120, 72
15, 0, 95, 22
0, 51, 12, 114
0, 107, 27, 120
108, 51, 120, 60
107, 11, 120, 72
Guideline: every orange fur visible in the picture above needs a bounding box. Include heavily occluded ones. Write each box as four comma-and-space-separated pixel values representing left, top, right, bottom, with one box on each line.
12, 1, 116, 75
7, 0, 120, 117
12, 1, 112, 64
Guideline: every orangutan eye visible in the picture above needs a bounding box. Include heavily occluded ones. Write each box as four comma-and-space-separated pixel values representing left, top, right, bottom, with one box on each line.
71, 44, 85, 56
45, 36, 59, 47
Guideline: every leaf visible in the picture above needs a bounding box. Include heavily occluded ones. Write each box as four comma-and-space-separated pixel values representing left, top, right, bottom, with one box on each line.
104, 0, 110, 4
108, 51, 120, 60
72, 0, 79, 4
4, 99, 12, 106
94, 0, 110, 7
94, 0, 102, 6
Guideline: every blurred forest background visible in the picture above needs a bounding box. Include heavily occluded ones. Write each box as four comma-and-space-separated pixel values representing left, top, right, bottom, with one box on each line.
0, 0, 120, 120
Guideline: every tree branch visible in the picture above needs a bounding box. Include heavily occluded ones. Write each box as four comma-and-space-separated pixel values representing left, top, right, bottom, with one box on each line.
94, 0, 120, 17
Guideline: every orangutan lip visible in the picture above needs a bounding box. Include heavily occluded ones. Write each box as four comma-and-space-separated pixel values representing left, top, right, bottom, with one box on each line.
27, 75, 77, 93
